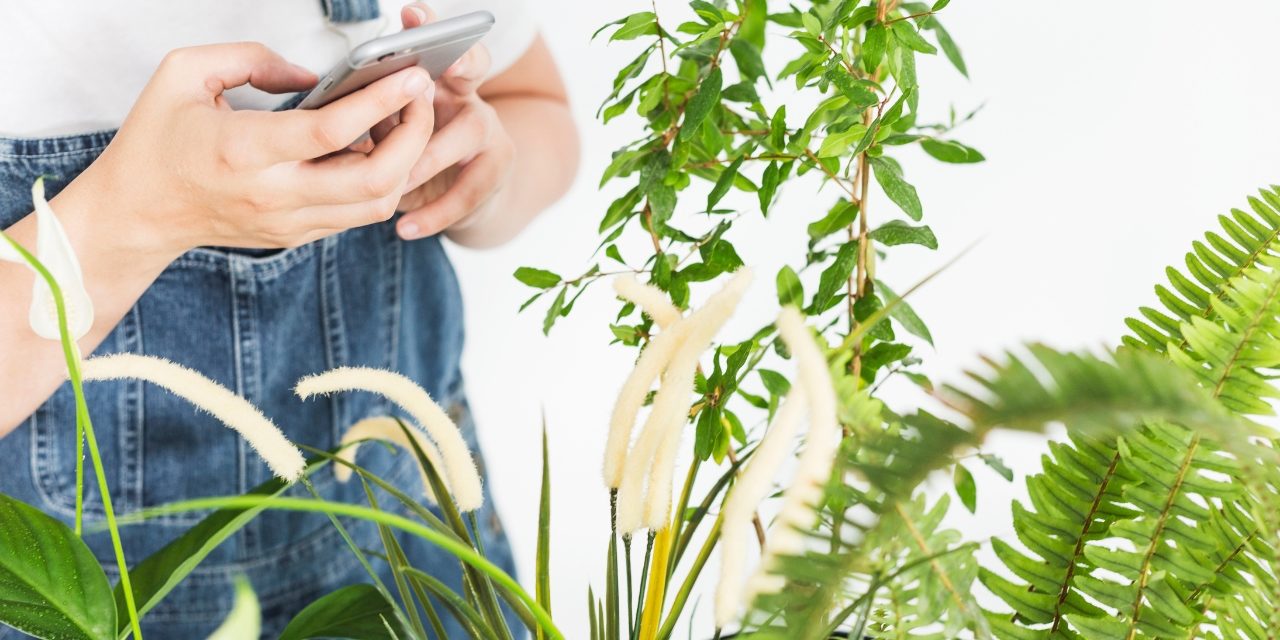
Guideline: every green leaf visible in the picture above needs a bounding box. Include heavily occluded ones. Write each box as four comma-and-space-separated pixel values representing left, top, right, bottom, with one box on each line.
807, 201, 859, 241
278, 584, 405, 640
758, 369, 792, 397
807, 241, 859, 313
862, 24, 888, 72
729, 38, 766, 81
609, 12, 658, 41
536, 425, 552, 638
543, 287, 567, 335
979, 453, 1014, 481
877, 280, 933, 345
801, 12, 822, 36
208, 576, 260, 640
707, 154, 746, 212
891, 21, 937, 54
758, 161, 781, 215
930, 21, 968, 77
0, 493, 115, 640
769, 105, 788, 149
953, 464, 977, 513
920, 139, 985, 163
817, 124, 867, 158
515, 267, 563, 289
870, 220, 937, 249
871, 156, 923, 220
776, 265, 804, 307
679, 67, 723, 141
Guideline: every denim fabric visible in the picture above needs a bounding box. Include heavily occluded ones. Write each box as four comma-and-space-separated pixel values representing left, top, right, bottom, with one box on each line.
0, 2, 519, 638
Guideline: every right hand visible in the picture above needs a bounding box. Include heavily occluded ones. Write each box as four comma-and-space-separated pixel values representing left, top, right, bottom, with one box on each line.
78, 42, 436, 260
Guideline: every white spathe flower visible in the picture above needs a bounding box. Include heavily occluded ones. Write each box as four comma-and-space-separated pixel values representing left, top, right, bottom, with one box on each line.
81, 354, 307, 482
295, 367, 484, 512
335, 415, 446, 502
0, 178, 95, 340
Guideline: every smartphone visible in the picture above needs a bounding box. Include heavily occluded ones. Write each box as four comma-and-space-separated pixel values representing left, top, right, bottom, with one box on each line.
297, 10, 495, 110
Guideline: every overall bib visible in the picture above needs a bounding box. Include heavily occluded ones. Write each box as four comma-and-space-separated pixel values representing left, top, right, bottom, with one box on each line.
0, 1, 517, 637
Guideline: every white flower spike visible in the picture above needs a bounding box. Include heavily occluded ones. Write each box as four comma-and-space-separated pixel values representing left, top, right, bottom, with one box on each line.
741, 308, 841, 607
334, 415, 446, 502
295, 367, 484, 512
613, 275, 682, 328
81, 354, 306, 482
714, 390, 806, 628
615, 268, 752, 534
0, 179, 95, 340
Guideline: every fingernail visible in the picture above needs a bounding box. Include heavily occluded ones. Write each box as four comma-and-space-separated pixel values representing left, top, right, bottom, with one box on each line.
403, 70, 429, 95
399, 221, 420, 239
408, 6, 428, 23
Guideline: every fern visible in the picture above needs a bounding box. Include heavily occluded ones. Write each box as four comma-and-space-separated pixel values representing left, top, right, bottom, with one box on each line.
741, 347, 1237, 639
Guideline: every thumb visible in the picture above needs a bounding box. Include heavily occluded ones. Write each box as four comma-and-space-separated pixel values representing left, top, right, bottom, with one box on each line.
167, 42, 317, 97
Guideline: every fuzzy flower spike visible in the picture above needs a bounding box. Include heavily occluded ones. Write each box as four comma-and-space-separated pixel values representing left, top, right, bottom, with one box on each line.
334, 416, 446, 502
603, 276, 684, 490
0, 178, 95, 340
81, 354, 306, 482
743, 308, 841, 604
615, 268, 752, 534
295, 367, 484, 512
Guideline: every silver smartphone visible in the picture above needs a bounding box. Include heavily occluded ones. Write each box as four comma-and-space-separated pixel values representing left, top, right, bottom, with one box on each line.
296, 10, 495, 110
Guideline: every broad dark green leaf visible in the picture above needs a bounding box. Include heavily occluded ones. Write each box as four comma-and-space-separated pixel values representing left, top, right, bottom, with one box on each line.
921, 139, 985, 163
871, 157, 923, 220
514, 267, 563, 289
278, 584, 406, 640
870, 220, 937, 249
679, 67, 723, 141
0, 493, 115, 640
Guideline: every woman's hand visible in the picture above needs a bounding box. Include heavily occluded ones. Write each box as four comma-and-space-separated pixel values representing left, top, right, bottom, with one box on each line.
80, 41, 436, 263
392, 3, 516, 241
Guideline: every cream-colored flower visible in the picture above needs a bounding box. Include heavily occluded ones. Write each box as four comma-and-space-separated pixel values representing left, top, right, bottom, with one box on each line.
613, 275, 681, 328
603, 277, 685, 490
0, 179, 94, 340
714, 390, 805, 628
295, 367, 484, 511
741, 308, 840, 607
335, 416, 445, 502
81, 354, 306, 482
615, 269, 752, 534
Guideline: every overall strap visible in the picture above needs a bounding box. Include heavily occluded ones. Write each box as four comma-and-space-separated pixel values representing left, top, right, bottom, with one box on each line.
319, 0, 381, 23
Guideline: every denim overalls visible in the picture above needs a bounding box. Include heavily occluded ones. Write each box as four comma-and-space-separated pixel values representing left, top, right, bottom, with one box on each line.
0, 1, 517, 637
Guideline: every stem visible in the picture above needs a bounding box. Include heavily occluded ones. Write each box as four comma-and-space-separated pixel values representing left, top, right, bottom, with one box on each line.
123, 495, 563, 640
0, 232, 144, 640
656, 516, 722, 640
631, 532, 656, 640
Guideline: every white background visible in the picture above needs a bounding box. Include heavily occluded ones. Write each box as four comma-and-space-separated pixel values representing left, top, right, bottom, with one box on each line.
448, 1, 1280, 635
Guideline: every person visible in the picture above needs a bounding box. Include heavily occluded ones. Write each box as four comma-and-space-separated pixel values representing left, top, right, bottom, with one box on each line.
0, 0, 578, 636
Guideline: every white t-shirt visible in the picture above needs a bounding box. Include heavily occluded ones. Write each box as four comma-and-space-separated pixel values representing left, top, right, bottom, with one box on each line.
0, 0, 536, 137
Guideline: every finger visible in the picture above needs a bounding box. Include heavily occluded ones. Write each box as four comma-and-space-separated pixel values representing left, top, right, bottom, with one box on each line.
291, 88, 437, 205
162, 42, 317, 97
398, 151, 506, 239
369, 112, 401, 145
286, 191, 403, 236
404, 103, 491, 190
251, 66, 431, 161
441, 44, 491, 95
401, 2, 438, 29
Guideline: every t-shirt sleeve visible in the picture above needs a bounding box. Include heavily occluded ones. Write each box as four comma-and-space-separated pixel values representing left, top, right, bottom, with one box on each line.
428, 0, 537, 78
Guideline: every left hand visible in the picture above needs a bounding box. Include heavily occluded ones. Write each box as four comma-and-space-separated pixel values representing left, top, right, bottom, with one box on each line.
393, 3, 515, 240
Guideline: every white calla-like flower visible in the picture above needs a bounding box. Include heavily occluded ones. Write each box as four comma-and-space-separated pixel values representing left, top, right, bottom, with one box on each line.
0, 179, 95, 340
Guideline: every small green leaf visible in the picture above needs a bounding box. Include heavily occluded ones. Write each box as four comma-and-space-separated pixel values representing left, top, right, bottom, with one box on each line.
871, 156, 923, 220
807, 201, 859, 241
759, 161, 781, 215
707, 154, 746, 212
609, 12, 658, 41
679, 67, 723, 141
543, 287, 567, 335
801, 12, 822, 36
953, 464, 977, 513
891, 21, 937, 54
921, 139, 985, 163
769, 105, 788, 149
817, 124, 867, 158
930, 21, 968, 77
862, 24, 888, 72
979, 453, 1014, 481
776, 265, 804, 307
877, 280, 933, 345
807, 241, 859, 314
515, 267, 563, 289
729, 38, 766, 81
870, 220, 938, 249
758, 369, 792, 397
